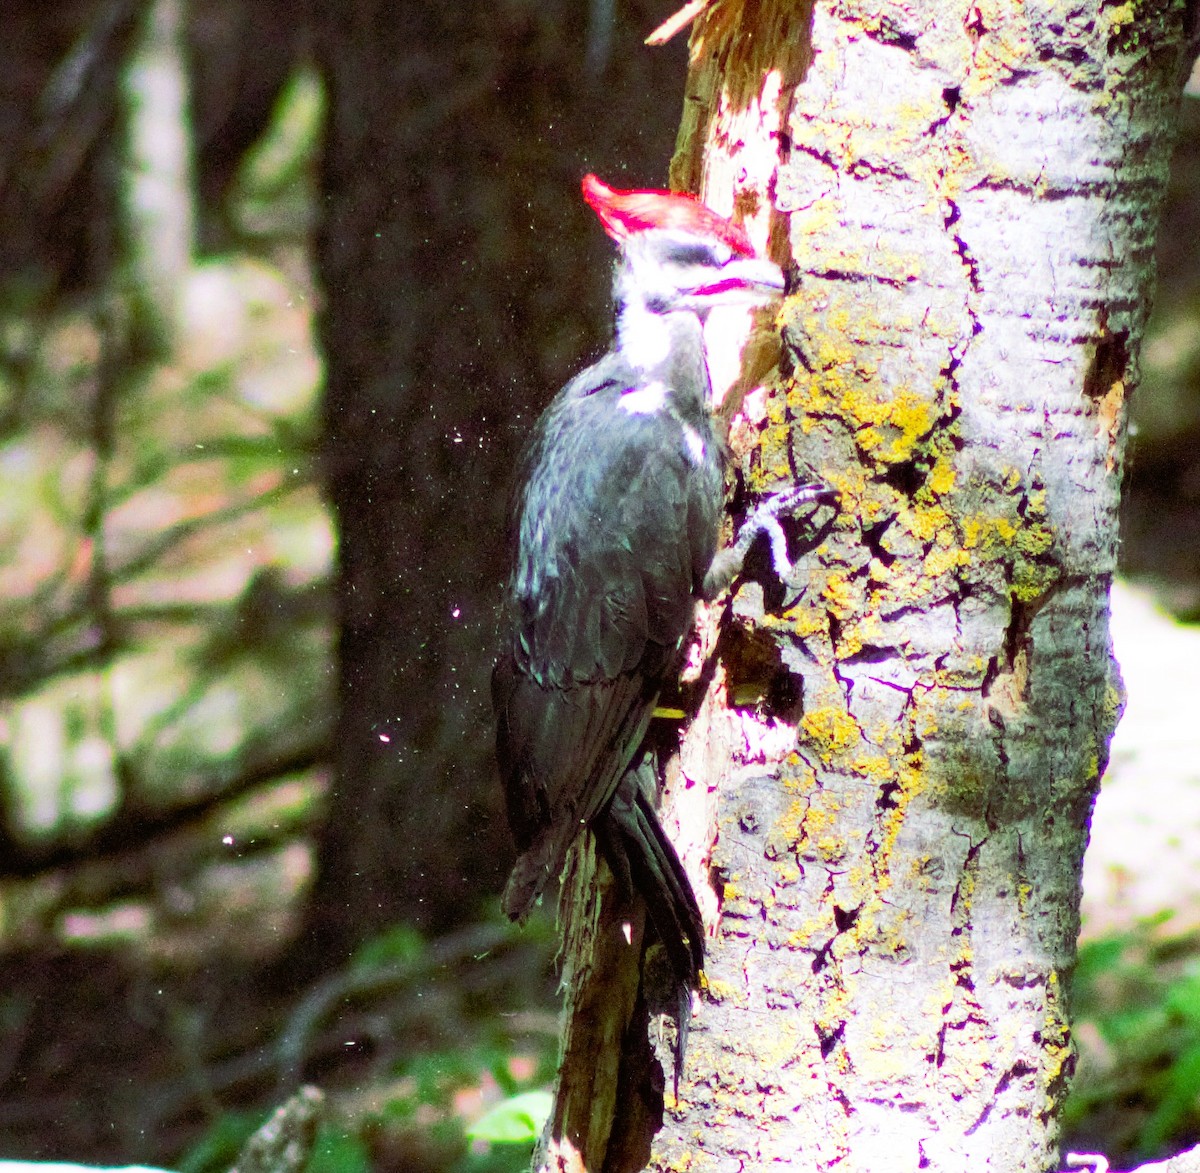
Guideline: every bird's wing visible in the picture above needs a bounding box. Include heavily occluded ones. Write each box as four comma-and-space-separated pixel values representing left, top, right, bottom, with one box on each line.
496, 361, 711, 917
495, 659, 655, 919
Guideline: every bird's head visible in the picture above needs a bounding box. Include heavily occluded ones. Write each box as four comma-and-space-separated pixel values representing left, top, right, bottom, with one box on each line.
581, 173, 785, 318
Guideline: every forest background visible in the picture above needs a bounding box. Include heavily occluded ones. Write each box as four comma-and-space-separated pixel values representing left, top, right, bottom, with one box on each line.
2, 1, 1200, 1170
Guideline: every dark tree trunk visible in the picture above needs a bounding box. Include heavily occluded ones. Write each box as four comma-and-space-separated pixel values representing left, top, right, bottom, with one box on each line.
304, 1, 689, 960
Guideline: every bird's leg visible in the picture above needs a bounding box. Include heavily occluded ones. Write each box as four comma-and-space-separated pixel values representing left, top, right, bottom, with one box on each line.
702, 480, 836, 600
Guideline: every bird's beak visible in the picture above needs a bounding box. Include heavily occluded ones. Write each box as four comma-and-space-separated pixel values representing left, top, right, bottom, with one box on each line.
693, 256, 785, 305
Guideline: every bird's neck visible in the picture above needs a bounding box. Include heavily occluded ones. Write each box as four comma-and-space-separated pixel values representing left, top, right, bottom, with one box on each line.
616, 300, 709, 392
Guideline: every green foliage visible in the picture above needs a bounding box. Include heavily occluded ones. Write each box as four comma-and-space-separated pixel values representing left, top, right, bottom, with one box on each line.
306, 1126, 371, 1173
228, 68, 325, 243
449, 1149, 538, 1173
1066, 918, 1200, 1161
177, 1111, 262, 1173
375, 1039, 553, 1124
349, 923, 427, 972
466, 1091, 552, 1145
177, 1116, 370, 1173
168, 1027, 554, 1173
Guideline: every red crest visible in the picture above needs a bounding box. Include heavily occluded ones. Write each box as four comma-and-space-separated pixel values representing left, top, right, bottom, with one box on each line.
581, 173, 755, 257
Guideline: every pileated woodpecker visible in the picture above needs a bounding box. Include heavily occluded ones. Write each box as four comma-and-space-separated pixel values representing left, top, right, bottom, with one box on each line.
493, 174, 829, 1046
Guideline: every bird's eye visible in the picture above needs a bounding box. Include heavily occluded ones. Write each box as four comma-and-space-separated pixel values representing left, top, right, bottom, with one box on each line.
665, 239, 727, 268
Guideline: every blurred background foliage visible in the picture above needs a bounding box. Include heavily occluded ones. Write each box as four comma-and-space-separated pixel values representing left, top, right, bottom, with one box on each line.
0, 1, 1197, 1171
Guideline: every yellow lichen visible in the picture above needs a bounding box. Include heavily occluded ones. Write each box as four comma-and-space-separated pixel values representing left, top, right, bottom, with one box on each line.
821, 572, 860, 621
1011, 558, 1061, 603
1016, 521, 1055, 558
1039, 970, 1074, 1101
858, 390, 937, 464
849, 749, 894, 782
800, 706, 861, 757
994, 517, 1017, 543
1016, 879, 1033, 912
924, 545, 971, 577
705, 977, 737, 1002
906, 496, 950, 538
927, 455, 957, 495
790, 602, 829, 641
1107, 1, 1136, 35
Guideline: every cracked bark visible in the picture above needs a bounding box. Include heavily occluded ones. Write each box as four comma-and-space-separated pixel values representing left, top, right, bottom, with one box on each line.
540, 2, 1195, 1171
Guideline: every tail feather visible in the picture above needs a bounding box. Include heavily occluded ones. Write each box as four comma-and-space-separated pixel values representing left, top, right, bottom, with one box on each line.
597, 759, 704, 1084
501, 830, 568, 922
609, 786, 704, 984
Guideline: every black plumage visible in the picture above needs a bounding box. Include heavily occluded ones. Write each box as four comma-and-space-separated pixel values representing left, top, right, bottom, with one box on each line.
494, 312, 721, 936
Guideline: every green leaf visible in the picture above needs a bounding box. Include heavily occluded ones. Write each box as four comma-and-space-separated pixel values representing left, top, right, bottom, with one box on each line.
1072, 935, 1127, 991
466, 1091, 552, 1145
307, 1124, 372, 1173
1165, 972, 1200, 1027
351, 923, 426, 971
1139, 1041, 1200, 1155
176, 1111, 261, 1173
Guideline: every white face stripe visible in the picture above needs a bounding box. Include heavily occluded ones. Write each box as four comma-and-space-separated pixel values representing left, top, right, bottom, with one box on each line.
619, 381, 668, 414
682, 422, 706, 464
616, 300, 672, 371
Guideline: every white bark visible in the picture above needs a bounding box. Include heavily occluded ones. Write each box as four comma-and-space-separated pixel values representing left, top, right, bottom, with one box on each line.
648, 1, 1194, 1170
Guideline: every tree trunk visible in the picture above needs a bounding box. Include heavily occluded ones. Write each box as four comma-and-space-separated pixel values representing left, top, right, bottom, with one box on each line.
542, 1, 1196, 1170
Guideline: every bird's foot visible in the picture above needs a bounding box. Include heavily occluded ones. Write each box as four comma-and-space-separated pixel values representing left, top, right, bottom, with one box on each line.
738, 481, 836, 578
702, 479, 836, 600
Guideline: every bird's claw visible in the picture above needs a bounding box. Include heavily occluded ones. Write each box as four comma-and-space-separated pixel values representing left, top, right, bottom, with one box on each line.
739, 480, 837, 580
